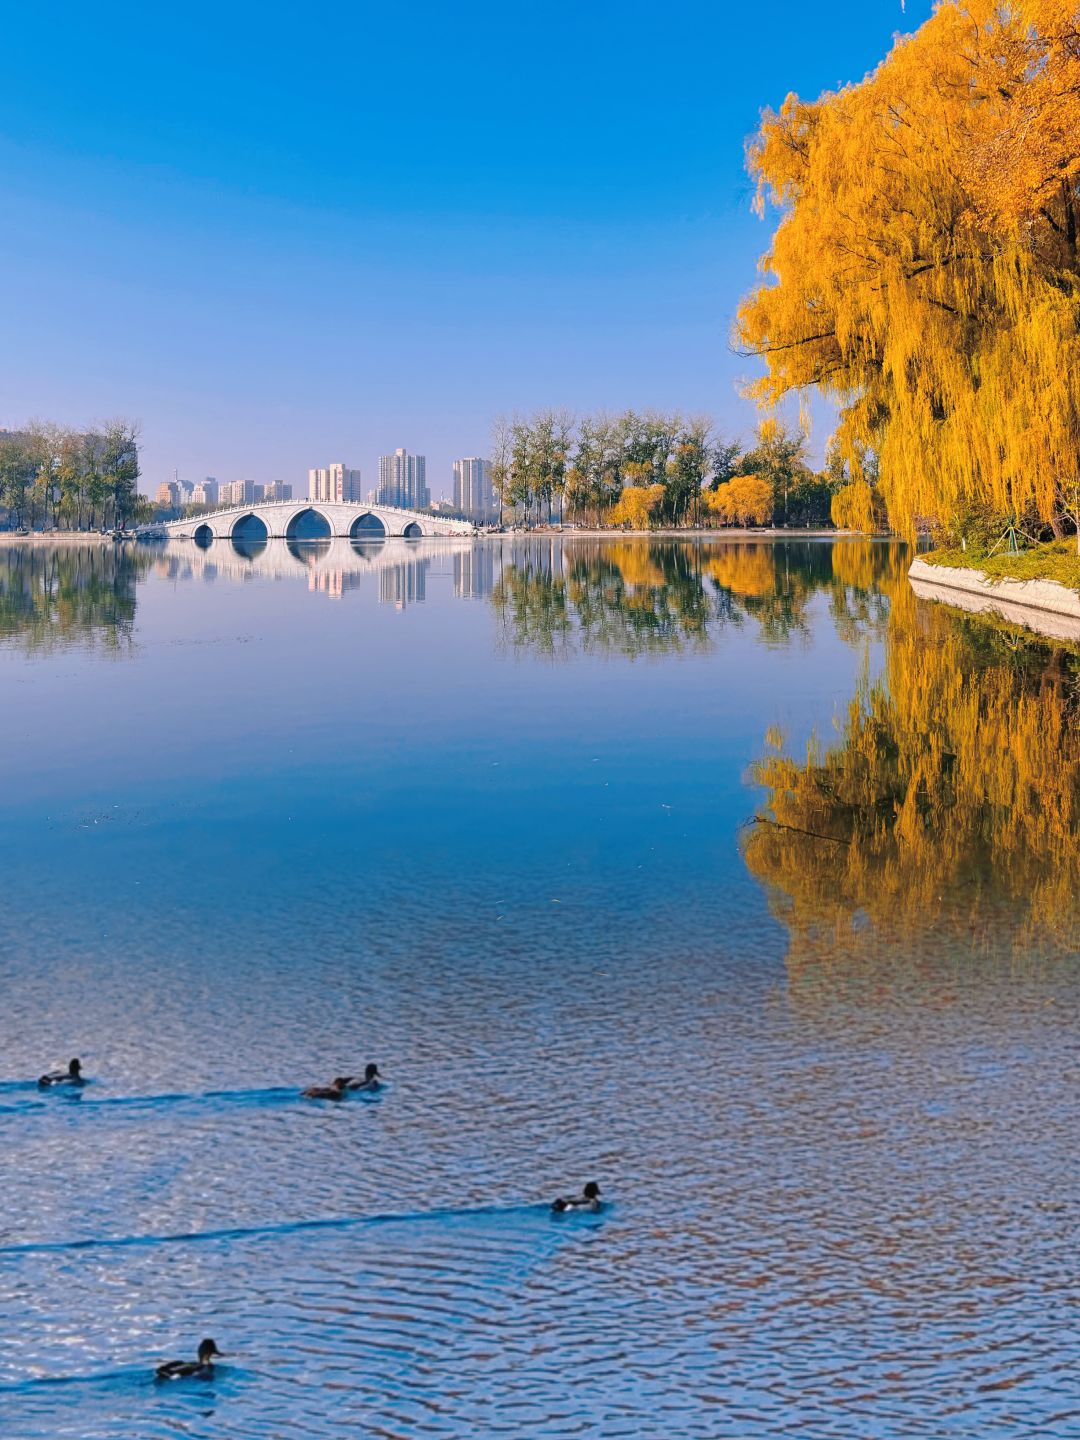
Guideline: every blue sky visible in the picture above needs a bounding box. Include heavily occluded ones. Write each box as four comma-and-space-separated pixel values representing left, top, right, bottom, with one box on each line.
1, 0, 934, 497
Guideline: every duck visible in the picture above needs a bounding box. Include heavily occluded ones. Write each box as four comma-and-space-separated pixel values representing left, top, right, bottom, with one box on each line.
301, 1076, 351, 1101
346, 1063, 382, 1092
155, 1338, 224, 1380
551, 1181, 602, 1214
38, 1058, 84, 1089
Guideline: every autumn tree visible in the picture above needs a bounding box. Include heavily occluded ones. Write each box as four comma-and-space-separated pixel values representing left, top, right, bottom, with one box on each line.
830, 481, 880, 534
707, 474, 773, 526
610, 482, 665, 529
731, 418, 820, 525
738, 0, 1080, 541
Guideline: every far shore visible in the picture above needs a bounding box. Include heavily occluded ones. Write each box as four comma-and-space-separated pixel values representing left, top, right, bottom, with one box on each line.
532, 526, 865, 540
0, 525, 867, 545
0, 531, 137, 546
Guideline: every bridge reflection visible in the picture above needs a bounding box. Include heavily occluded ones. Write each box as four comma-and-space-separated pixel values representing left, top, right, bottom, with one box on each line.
154, 535, 478, 604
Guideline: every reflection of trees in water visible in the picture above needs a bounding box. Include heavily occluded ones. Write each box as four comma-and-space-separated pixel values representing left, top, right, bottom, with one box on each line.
744, 550, 1080, 979
490, 538, 888, 658
715, 541, 833, 646
566, 542, 717, 657
826, 538, 896, 647
490, 541, 573, 659
0, 544, 150, 655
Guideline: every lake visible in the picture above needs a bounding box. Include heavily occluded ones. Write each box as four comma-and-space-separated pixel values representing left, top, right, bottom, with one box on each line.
0, 536, 1076, 1439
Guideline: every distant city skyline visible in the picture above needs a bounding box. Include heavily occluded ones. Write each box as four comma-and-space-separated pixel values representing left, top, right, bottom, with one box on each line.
158, 450, 466, 508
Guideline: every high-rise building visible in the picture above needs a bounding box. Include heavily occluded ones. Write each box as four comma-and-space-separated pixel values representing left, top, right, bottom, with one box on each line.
261, 481, 293, 502
221, 479, 258, 506
192, 478, 219, 507
308, 463, 362, 503
452, 457, 495, 522
377, 449, 428, 510
155, 481, 179, 508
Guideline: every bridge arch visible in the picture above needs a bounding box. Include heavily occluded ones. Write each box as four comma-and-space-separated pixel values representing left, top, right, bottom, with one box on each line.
193, 523, 214, 548
403, 521, 423, 538
349, 512, 387, 538
231, 512, 269, 543
284, 506, 332, 541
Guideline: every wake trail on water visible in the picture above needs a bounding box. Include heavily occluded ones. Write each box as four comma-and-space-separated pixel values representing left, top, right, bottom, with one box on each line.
0, 1083, 383, 1118
0, 1201, 609, 1259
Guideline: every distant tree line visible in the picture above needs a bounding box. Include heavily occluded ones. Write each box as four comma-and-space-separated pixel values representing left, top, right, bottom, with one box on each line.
0, 421, 144, 532
490, 410, 884, 531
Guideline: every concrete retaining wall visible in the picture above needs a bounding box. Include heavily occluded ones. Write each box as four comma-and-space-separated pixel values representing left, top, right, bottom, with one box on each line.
908, 556, 1080, 643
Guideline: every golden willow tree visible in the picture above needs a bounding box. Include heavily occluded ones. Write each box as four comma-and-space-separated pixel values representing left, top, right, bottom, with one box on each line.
737, 0, 1080, 538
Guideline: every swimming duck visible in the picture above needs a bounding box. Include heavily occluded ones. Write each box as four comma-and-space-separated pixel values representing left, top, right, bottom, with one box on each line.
551, 1181, 602, 1214
38, 1058, 84, 1089
346, 1063, 382, 1092
302, 1076, 352, 1101
155, 1338, 224, 1380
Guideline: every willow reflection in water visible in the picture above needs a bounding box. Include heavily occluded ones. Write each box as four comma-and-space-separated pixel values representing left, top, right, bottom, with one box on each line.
744, 543, 1080, 983
0, 544, 149, 655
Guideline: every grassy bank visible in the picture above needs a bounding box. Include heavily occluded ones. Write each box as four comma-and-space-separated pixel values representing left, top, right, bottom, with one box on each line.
924, 539, 1080, 594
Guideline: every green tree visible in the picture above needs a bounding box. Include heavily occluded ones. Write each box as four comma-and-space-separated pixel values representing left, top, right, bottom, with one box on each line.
529, 408, 573, 524
664, 418, 713, 524
99, 420, 141, 530
0, 432, 34, 528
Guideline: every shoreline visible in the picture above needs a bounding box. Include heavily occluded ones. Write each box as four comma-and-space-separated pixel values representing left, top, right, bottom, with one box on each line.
0, 532, 137, 546
2, 526, 867, 546
521, 526, 863, 540
909, 555, 1080, 641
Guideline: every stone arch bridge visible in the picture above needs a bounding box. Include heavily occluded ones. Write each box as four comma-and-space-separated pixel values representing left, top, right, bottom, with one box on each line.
163, 499, 475, 543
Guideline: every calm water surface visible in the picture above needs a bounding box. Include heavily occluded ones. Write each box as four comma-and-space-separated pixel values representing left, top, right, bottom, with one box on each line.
0, 537, 1076, 1439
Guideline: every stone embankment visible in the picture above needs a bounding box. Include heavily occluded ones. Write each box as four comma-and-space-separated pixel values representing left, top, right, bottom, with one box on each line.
908, 556, 1080, 643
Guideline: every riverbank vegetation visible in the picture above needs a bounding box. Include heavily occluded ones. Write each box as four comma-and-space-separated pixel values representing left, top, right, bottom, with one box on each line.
490, 410, 863, 530
923, 538, 1080, 593
738, 0, 1080, 559
0, 422, 144, 532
